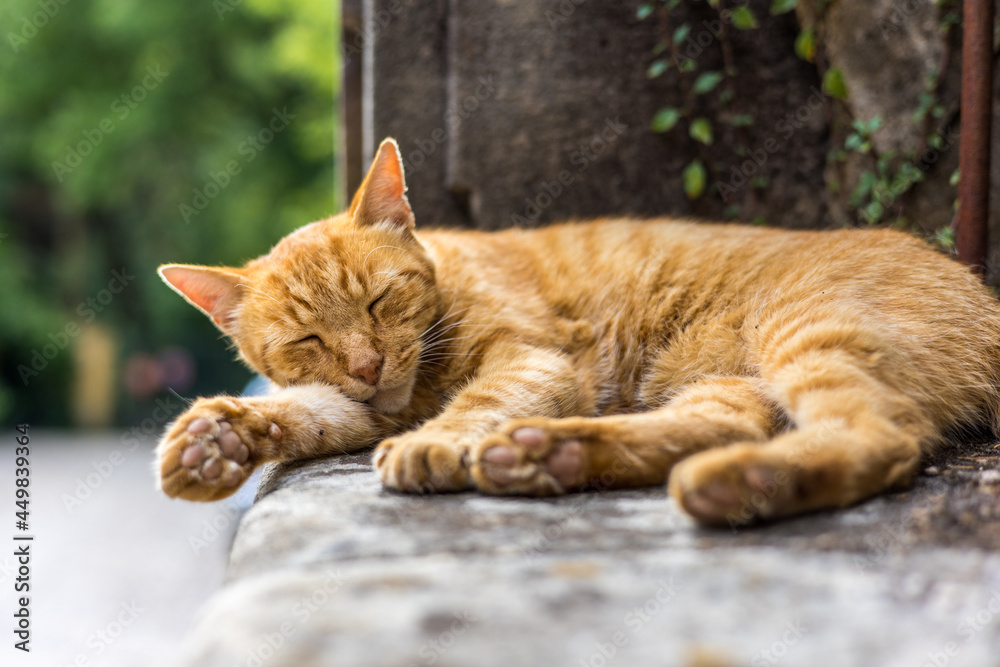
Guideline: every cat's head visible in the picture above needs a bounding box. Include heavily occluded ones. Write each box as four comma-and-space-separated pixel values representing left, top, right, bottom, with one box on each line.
159, 138, 441, 413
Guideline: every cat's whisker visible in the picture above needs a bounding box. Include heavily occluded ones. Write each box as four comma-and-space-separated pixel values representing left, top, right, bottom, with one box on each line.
422, 327, 494, 344
418, 352, 484, 360
422, 312, 470, 335
264, 318, 287, 337
419, 314, 491, 345
421, 334, 482, 346
427, 298, 472, 324
362, 244, 404, 269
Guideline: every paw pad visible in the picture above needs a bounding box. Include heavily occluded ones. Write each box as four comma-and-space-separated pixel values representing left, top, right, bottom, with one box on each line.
178, 419, 252, 478
474, 424, 585, 495
166, 416, 267, 498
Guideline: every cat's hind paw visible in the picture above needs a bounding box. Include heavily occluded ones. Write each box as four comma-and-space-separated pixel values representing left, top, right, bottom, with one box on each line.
667, 445, 795, 527
157, 397, 276, 501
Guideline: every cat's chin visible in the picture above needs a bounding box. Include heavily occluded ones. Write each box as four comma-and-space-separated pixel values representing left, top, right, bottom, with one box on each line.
366, 378, 415, 414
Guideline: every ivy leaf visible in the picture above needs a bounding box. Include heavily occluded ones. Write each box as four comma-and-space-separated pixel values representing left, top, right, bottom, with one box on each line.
729, 113, 755, 127
647, 59, 669, 78
683, 160, 707, 199
689, 117, 714, 145
770, 0, 798, 15
673, 23, 691, 44
679, 58, 697, 72
637, 4, 654, 20
822, 67, 848, 100
844, 133, 868, 152
731, 6, 759, 30
693, 71, 724, 94
864, 201, 884, 224
852, 116, 882, 135
849, 171, 877, 207
651, 107, 682, 133
934, 226, 956, 250
794, 27, 815, 62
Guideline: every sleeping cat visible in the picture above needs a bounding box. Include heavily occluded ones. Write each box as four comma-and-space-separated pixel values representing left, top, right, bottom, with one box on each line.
155, 137, 1000, 525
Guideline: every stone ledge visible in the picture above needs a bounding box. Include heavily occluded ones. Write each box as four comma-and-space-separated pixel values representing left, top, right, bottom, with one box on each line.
177, 444, 1000, 666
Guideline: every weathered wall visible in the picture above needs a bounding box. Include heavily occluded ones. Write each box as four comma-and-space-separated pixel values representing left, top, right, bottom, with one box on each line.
357, 0, 828, 230
811, 0, 1000, 281
350, 0, 1000, 280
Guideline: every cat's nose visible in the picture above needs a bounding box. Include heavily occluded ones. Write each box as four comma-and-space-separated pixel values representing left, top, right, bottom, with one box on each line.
349, 353, 383, 386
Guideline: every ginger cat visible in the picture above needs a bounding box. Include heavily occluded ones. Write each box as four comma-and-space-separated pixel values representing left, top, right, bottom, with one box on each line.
155, 138, 1000, 526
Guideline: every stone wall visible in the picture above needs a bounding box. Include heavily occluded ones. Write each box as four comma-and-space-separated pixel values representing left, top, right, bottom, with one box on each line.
352, 0, 829, 229
348, 0, 1000, 280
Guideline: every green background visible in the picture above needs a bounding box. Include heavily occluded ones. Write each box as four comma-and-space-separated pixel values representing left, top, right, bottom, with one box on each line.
0, 0, 340, 426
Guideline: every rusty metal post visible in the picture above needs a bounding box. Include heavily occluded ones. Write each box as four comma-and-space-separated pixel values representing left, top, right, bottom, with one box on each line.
956, 0, 994, 273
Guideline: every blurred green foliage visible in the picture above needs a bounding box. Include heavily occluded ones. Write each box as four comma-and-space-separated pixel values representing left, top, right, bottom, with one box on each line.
0, 0, 340, 426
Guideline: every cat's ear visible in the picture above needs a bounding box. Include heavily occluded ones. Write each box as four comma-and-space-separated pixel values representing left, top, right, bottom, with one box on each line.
158, 264, 246, 334
349, 138, 415, 231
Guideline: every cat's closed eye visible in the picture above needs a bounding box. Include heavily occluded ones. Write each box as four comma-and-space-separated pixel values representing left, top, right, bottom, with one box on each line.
369, 290, 388, 319
297, 335, 325, 347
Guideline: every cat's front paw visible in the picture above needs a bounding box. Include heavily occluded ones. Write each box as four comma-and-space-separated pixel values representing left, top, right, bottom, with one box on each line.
469, 418, 587, 496
373, 431, 471, 493
157, 397, 279, 501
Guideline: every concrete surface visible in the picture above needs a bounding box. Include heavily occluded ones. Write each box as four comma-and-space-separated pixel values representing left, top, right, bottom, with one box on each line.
177, 439, 1000, 667
0, 431, 235, 667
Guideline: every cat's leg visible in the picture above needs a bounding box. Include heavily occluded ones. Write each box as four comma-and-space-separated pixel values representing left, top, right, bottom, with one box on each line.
374, 342, 591, 492
158, 383, 391, 501
669, 338, 931, 525
469, 376, 782, 495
